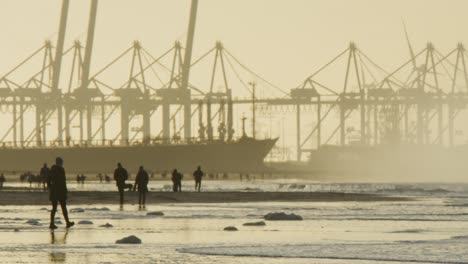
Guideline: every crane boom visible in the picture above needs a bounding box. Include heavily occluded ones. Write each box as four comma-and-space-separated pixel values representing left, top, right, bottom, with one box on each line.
182, 0, 199, 140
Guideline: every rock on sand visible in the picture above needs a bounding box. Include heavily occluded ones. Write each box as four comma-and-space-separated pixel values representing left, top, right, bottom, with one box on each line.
99, 223, 113, 228
264, 212, 303, 221
78, 220, 93, 225
243, 221, 266, 226
115, 235, 142, 244
223, 226, 238, 231
146, 211, 164, 216
25, 219, 40, 225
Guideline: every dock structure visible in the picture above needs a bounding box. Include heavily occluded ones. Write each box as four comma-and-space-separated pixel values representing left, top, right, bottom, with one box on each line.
1, 0, 468, 162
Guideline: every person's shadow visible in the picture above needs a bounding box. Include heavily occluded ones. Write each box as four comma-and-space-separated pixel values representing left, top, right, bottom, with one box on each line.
49, 231, 68, 262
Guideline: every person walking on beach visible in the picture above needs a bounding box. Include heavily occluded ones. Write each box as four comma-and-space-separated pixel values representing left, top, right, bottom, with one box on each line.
40, 163, 50, 191
80, 174, 86, 185
28, 173, 34, 189
133, 166, 149, 208
171, 169, 183, 192
193, 166, 204, 192
114, 162, 131, 206
48, 157, 74, 229
0, 173, 5, 189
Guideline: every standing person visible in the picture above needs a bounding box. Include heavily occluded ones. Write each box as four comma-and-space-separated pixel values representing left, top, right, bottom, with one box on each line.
176, 171, 183, 192
171, 169, 183, 192
133, 166, 149, 208
0, 173, 5, 189
48, 157, 74, 229
193, 166, 204, 192
40, 163, 50, 191
28, 173, 34, 189
114, 162, 131, 206
171, 169, 178, 192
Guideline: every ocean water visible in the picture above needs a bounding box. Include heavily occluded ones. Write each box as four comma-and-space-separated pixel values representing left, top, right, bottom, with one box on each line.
1, 183, 468, 263
8, 178, 468, 195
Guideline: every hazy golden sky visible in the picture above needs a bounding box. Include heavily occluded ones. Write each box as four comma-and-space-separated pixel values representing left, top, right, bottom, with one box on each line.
1, 0, 467, 91
1, 0, 468, 155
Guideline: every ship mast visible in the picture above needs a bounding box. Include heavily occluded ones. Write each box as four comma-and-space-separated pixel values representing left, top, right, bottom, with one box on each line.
249, 81, 256, 139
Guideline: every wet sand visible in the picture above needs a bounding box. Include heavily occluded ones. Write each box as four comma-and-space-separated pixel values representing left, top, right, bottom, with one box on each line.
0, 190, 410, 205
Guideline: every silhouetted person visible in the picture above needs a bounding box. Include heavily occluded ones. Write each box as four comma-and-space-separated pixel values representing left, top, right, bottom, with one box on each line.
171, 169, 183, 192
97, 173, 103, 183
48, 157, 74, 229
171, 169, 178, 192
0, 173, 5, 189
40, 163, 50, 191
193, 166, 204, 192
114, 162, 131, 205
134, 166, 149, 208
28, 173, 34, 189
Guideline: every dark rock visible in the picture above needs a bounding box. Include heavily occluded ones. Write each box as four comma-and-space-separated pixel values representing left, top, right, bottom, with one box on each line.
146, 211, 164, 216
223, 226, 238, 231
99, 223, 113, 228
78, 220, 93, 225
25, 219, 40, 225
115, 235, 142, 244
243, 221, 266, 226
264, 212, 303, 221
88, 207, 110, 211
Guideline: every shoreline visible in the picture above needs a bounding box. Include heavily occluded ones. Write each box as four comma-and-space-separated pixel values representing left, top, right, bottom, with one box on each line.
0, 191, 411, 205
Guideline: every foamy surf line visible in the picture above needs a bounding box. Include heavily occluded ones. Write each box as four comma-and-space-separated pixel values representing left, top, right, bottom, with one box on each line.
0, 191, 410, 205
177, 240, 468, 263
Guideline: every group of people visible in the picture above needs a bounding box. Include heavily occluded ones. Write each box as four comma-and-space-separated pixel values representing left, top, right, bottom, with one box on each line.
170, 166, 204, 192
114, 164, 205, 206
96, 173, 112, 183
75, 174, 87, 184
42, 156, 206, 229
18, 170, 49, 191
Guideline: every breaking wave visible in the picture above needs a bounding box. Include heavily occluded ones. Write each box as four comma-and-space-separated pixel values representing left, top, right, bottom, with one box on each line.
178, 242, 468, 263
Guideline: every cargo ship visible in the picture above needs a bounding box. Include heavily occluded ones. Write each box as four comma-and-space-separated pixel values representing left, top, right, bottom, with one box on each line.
0, 136, 277, 174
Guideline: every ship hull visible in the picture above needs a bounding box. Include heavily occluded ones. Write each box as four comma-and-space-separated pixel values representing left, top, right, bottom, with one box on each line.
0, 138, 277, 173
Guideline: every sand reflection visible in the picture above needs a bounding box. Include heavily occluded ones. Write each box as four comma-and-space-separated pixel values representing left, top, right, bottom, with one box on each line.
49, 231, 68, 262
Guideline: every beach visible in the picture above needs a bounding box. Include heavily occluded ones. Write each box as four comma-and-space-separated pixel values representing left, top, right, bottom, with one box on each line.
0, 190, 409, 205
1, 184, 468, 263
2, 181, 468, 264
